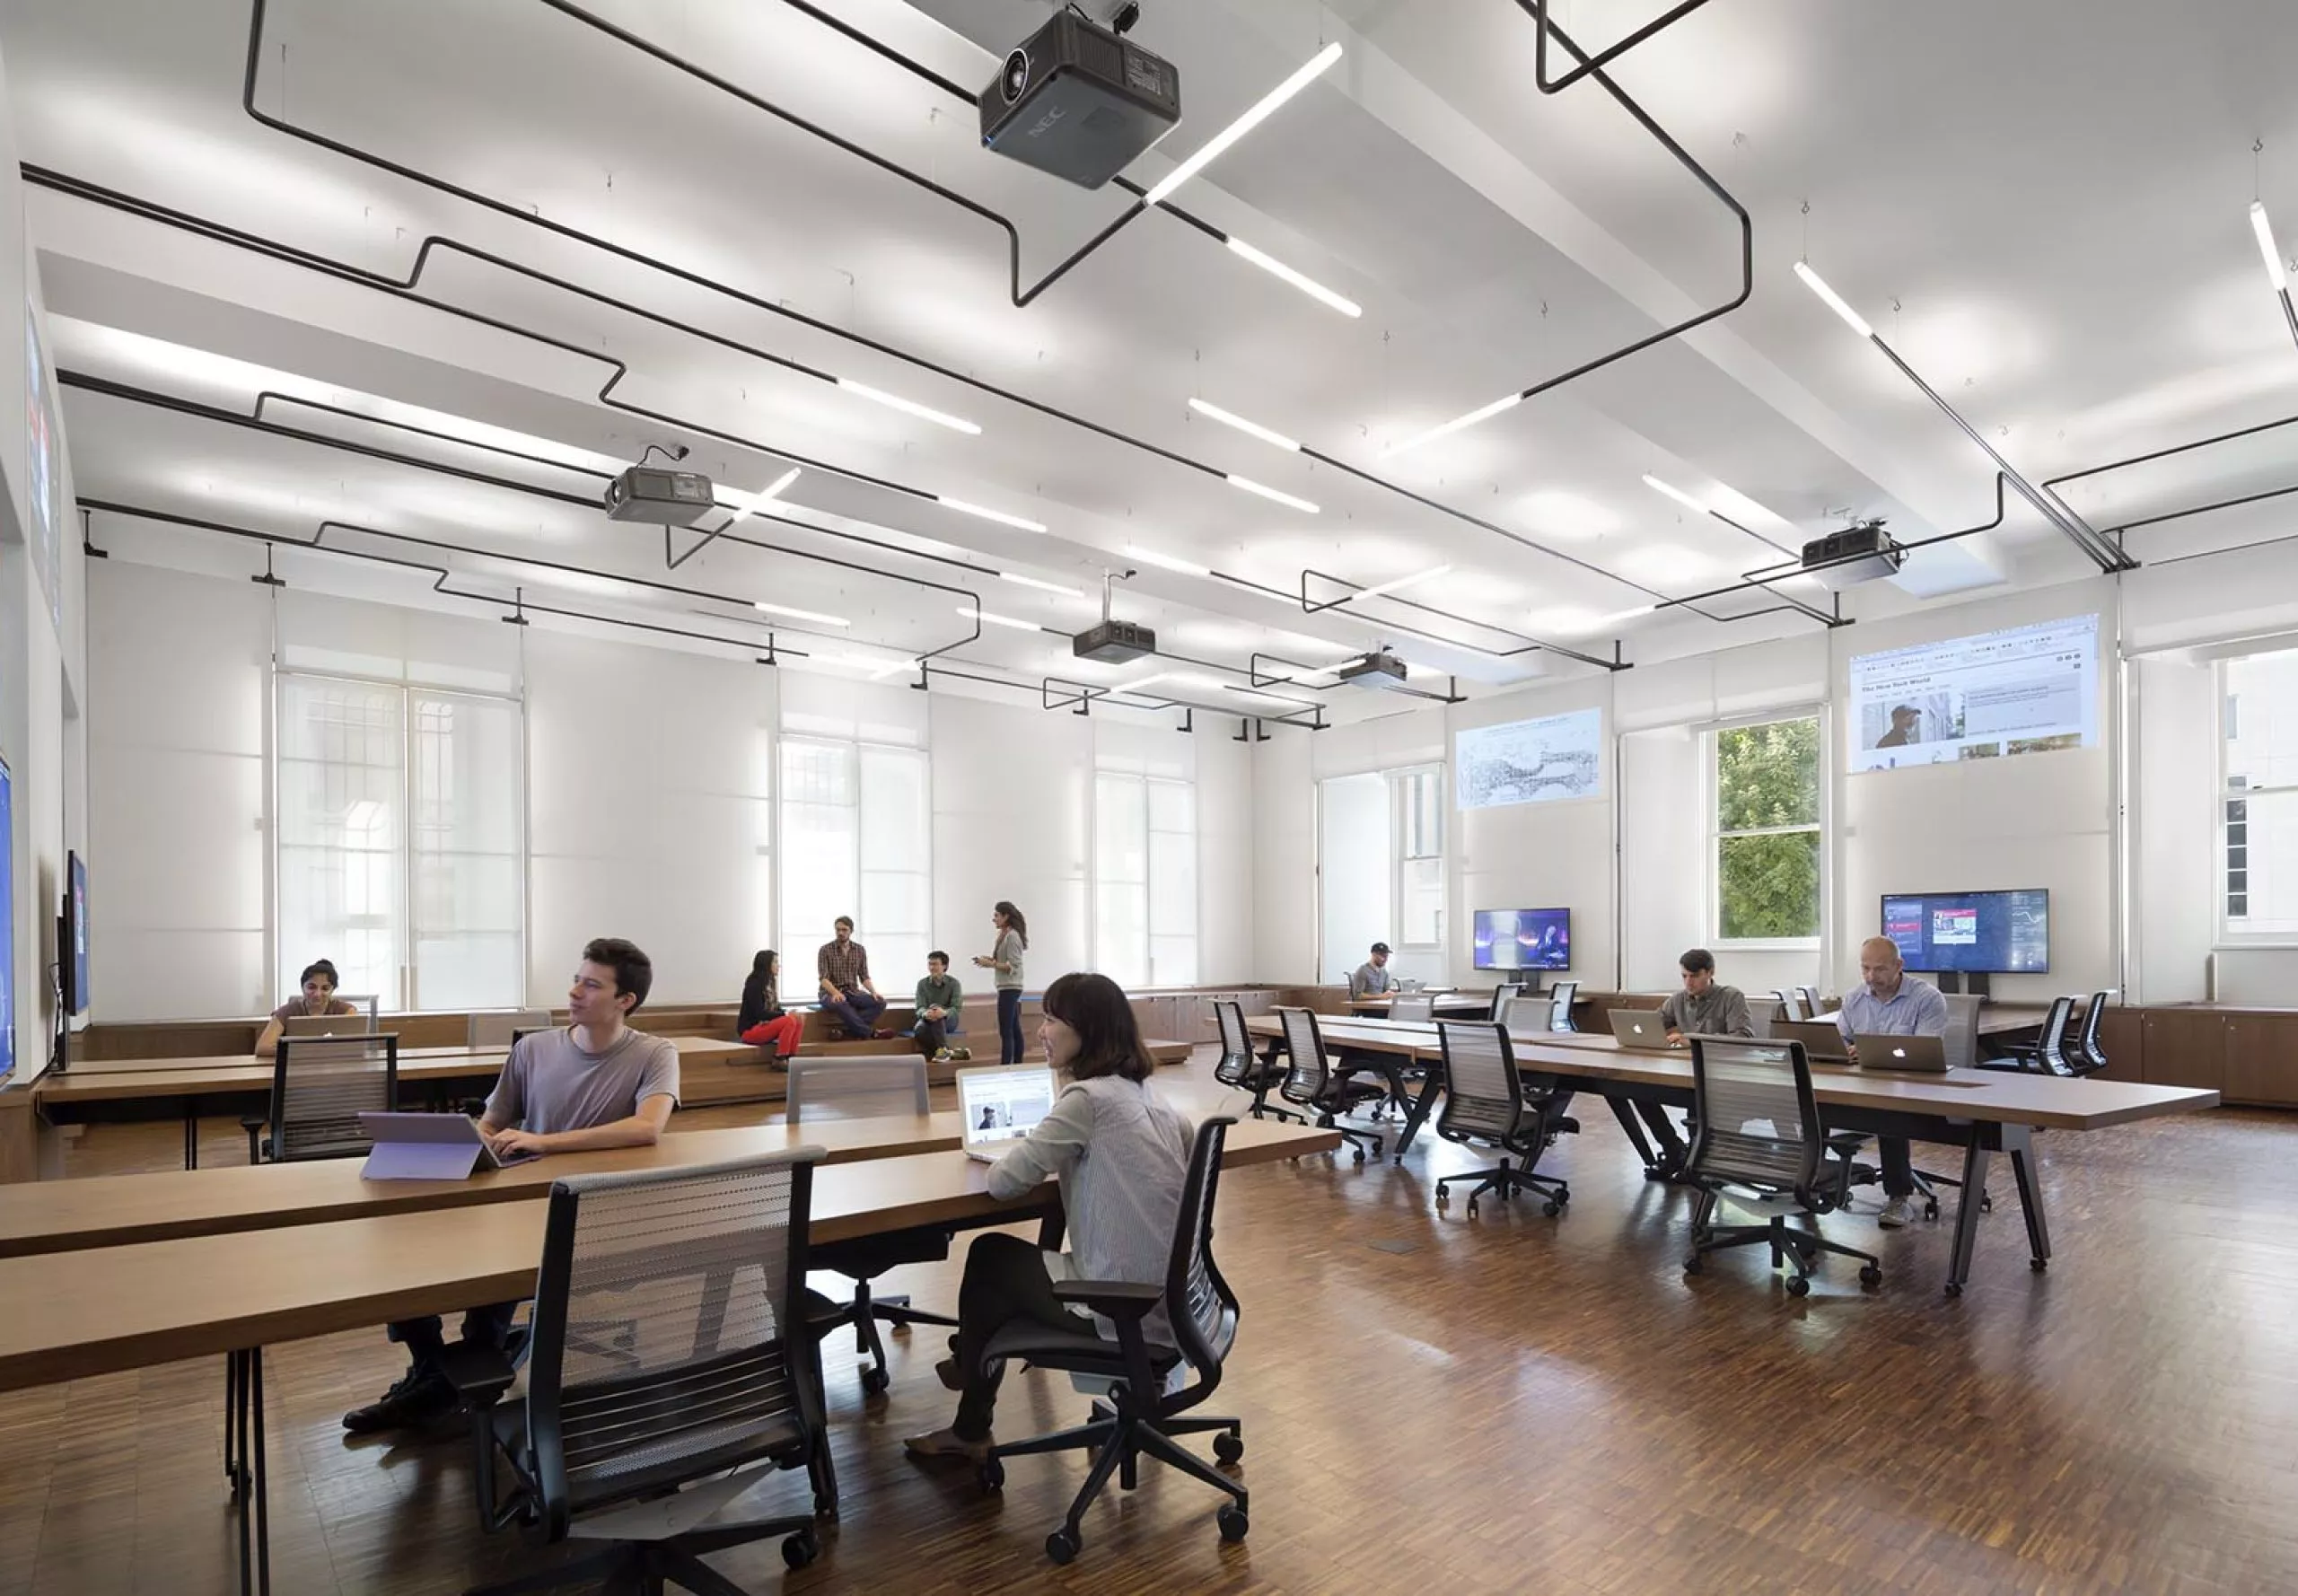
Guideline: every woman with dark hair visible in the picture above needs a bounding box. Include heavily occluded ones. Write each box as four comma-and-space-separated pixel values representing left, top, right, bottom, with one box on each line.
972, 900, 1030, 1065
252, 958, 358, 1057
738, 950, 807, 1060
904, 971, 1188, 1464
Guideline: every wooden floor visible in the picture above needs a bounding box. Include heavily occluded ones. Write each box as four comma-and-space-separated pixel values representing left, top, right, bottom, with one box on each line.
4, 1052, 2292, 1594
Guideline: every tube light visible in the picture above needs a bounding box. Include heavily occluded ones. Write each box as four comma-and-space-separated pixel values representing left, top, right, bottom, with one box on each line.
1143, 41, 1343, 207
1115, 671, 1175, 697
1641, 473, 1707, 514
838, 378, 981, 435
1125, 544, 1214, 577
2252, 201, 2290, 293
752, 598, 851, 627
1188, 398, 1300, 452
1226, 474, 1320, 514
718, 467, 802, 530
956, 605, 1045, 631
1224, 682, 1302, 708
1224, 235, 1364, 318
939, 496, 1048, 532
1794, 260, 1874, 339
1346, 565, 1452, 604
1391, 392, 1522, 454
998, 571, 1086, 598
865, 654, 921, 680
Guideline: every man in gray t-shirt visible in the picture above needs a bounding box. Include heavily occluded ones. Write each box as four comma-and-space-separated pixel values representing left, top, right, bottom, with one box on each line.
1349, 943, 1398, 1001
344, 936, 681, 1434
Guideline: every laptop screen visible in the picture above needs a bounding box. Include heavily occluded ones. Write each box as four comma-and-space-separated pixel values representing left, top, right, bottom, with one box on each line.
958, 1066, 1057, 1151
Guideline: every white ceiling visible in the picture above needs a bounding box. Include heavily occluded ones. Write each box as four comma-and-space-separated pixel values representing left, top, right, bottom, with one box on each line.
10, 0, 2297, 723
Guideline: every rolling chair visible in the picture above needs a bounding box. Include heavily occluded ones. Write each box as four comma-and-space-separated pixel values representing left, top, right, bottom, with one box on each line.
1276, 1007, 1386, 1164
468, 1009, 551, 1050
444, 1149, 834, 1589
2073, 991, 2109, 1074
1794, 985, 1823, 1018
1213, 1000, 1294, 1121
786, 1057, 959, 1396
1546, 980, 1581, 1032
1488, 982, 1527, 1021
1682, 1037, 1881, 1296
1773, 988, 1810, 1022
241, 1033, 399, 1164
976, 1118, 1251, 1565
1432, 1021, 1575, 1218
1496, 993, 1543, 1032
1986, 995, 2077, 1075
1825, 995, 1988, 1221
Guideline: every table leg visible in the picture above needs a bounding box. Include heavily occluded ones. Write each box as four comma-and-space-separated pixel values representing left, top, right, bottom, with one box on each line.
1606, 1099, 1661, 1171
1390, 1067, 1447, 1164
251, 1346, 269, 1595
185, 1100, 200, 1171
2003, 1123, 2051, 1271
225, 1347, 272, 1595
1945, 1137, 1993, 1296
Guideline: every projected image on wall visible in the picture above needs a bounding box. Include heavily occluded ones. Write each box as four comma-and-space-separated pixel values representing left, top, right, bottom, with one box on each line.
1849, 616, 2097, 772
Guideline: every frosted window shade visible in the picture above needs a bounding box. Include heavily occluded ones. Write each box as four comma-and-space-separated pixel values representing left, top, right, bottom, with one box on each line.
777, 737, 933, 977
410, 693, 525, 1009
1094, 772, 1197, 987
2221, 651, 2298, 936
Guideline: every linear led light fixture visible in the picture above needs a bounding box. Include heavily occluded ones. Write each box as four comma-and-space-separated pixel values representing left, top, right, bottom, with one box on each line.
1188, 398, 1300, 452
956, 604, 1045, 631
998, 570, 1086, 598
1114, 670, 1176, 697
1224, 682, 1303, 708
1641, 473, 1706, 514
837, 378, 981, 435
1125, 543, 1213, 576
752, 597, 851, 627
2252, 201, 2298, 349
1226, 474, 1319, 514
1223, 236, 1363, 318
1390, 391, 1522, 454
1346, 564, 1452, 604
1143, 42, 1342, 206
717, 466, 802, 531
1793, 259, 1873, 339
939, 495, 1048, 532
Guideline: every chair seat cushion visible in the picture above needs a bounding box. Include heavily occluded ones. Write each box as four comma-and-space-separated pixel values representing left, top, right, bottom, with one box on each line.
814, 1231, 950, 1276
982, 1320, 1181, 1378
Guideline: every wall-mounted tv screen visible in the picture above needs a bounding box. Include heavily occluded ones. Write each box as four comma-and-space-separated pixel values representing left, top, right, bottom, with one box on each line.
1880, 889, 2050, 974
64, 850, 88, 1016
1473, 908, 1571, 971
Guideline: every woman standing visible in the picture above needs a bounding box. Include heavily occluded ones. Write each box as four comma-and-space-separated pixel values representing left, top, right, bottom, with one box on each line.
973, 901, 1028, 1065
253, 958, 359, 1057
738, 950, 807, 1060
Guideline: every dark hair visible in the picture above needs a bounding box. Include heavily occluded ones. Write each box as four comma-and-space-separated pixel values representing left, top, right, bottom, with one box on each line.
995, 900, 1029, 949
299, 959, 340, 988
928, 950, 950, 966
835, 916, 855, 933
1680, 947, 1716, 976
752, 949, 778, 984
583, 937, 654, 1013
1042, 971, 1153, 1083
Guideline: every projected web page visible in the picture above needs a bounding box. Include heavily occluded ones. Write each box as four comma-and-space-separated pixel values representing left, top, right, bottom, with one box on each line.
1848, 615, 2097, 772
962, 1069, 1055, 1145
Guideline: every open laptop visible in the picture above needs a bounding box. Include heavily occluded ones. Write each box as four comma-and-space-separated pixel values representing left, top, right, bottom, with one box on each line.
1608, 1010, 1675, 1051
1775, 1019, 1854, 1064
355, 1111, 538, 1180
956, 1065, 1057, 1162
1853, 1033, 1950, 1074
285, 1012, 375, 1039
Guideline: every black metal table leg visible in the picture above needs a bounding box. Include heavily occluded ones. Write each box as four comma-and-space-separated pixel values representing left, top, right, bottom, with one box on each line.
1390, 1067, 1448, 1163
226, 1346, 271, 1594
185, 1098, 200, 1171
1944, 1136, 1993, 1295
1606, 1098, 1662, 1171
2003, 1123, 2051, 1271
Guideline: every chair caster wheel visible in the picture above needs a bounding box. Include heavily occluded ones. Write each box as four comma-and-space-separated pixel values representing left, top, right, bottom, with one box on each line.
1434, 1188, 1448, 1208
1645, 1167, 1670, 1182
1047, 1528, 1082, 1564
1465, 1200, 1479, 1218
1541, 1201, 1560, 1217
1214, 1431, 1243, 1465
979, 1456, 1005, 1491
1923, 1202, 1940, 1222
1351, 1149, 1365, 1165
1682, 1256, 1703, 1275
1943, 1281, 1963, 1297
860, 1365, 890, 1396
1786, 1275, 1811, 1298
1859, 1265, 1883, 1288
1981, 1192, 1994, 1211
782, 1529, 820, 1569
2030, 1257, 2048, 1273
1218, 1505, 1250, 1543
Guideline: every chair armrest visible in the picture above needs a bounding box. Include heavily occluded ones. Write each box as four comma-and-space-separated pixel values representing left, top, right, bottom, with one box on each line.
436, 1342, 519, 1409
1051, 1278, 1164, 1322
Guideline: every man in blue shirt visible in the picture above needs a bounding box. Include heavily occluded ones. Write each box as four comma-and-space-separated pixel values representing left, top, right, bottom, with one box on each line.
1835, 935, 1948, 1230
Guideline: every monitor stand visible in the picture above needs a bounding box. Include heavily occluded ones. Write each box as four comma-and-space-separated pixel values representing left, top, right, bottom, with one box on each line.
1934, 970, 1990, 1002
1520, 972, 1545, 997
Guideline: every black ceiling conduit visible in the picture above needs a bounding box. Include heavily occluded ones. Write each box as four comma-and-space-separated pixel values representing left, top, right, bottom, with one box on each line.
1531, 0, 1719, 92
237, 0, 1783, 638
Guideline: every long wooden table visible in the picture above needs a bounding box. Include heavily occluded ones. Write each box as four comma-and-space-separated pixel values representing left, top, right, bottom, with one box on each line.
1248, 1014, 2216, 1294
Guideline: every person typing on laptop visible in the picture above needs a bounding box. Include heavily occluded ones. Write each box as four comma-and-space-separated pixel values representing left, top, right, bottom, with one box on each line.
1837, 935, 1949, 1231
252, 957, 360, 1057
904, 971, 1190, 1467
341, 937, 680, 1434
1634, 947, 1756, 1172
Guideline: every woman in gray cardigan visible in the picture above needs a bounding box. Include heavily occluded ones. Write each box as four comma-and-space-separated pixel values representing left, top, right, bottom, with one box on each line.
974, 900, 1029, 1064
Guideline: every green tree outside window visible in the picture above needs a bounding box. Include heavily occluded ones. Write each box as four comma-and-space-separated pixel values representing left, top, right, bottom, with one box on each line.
1715, 718, 1821, 940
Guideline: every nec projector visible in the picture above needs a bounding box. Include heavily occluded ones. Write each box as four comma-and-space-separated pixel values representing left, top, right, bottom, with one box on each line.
605, 466, 717, 527
1072, 618, 1157, 664
979, 10, 1180, 189
1338, 651, 1410, 690
1801, 521, 1903, 589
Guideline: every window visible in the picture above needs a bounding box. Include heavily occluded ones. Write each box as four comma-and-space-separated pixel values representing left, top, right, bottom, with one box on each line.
1094, 771, 1197, 987
779, 737, 932, 984
1710, 715, 1823, 943
276, 674, 524, 1009
2220, 652, 2298, 938
1391, 765, 1445, 949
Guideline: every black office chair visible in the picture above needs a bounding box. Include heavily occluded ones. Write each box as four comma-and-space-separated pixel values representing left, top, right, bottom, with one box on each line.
241, 1034, 399, 1163
1682, 1037, 1881, 1296
2073, 991, 2109, 1074
977, 1118, 1250, 1564
786, 1057, 958, 1397
1432, 1021, 1575, 1218
1546, 979, 1581, 1032
445, 1149, 834, 1589
1824, 995, 1987, 1222
1987, 995, 2076, 1075
1213, 1000, 1294, 1121
1794, 985, 1823, 1018
1276, 1007, 1385, 1164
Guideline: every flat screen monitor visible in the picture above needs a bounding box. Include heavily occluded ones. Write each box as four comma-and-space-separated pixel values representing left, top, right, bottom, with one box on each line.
1880, 889, 2050, 974
64, 849, 87, 1016
1473, 908, 1571, 972
0, 759, 13, 1083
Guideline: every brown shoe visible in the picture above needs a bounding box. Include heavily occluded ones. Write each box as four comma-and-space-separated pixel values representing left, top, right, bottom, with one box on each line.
903, 1426, 991, 1464
873, 1027, 897, 1039
934, 1357, 964, 1392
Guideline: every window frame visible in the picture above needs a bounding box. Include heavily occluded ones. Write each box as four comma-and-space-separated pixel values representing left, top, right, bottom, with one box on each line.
1705, 709, 1827, 951
1389, 763, 1446, 954
1092, 767, 1199, 987
2215, 654, 2298, 945
776, 732, 934, 980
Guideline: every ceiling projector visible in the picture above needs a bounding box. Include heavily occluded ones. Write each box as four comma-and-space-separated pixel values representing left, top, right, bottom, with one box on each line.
1338, 650, 1410, 690
978, 8, 1180, 189
605, 465, 716, 527
1800, 520, 1903, 589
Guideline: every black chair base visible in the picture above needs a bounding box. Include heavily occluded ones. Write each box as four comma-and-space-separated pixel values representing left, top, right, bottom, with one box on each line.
1684, 1200, 1881, 1298
1314, 1109, 1383, 1165
984, 1403, 1248, 1565
1823, 1134, 1989, 1221
462, 1513, 820, 1596
808, 1278, 958, 1396
1435, 1153, 1568, 1219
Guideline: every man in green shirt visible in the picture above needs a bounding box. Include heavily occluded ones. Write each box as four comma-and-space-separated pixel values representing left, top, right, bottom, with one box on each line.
915, 951, 965, 1060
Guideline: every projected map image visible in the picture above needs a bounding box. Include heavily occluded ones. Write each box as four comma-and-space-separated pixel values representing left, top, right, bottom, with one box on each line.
1456, 707, 1603, 809
1850, 616, 2097, 772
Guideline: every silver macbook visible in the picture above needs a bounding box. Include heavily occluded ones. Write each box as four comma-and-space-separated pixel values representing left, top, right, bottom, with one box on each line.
1775, 1019, 1854, 1063
285, 1012, 375, 1038
1609, 1010, 1674, 1051
1854, 1033, 1949, 1074
956, 1065, 1057, 1162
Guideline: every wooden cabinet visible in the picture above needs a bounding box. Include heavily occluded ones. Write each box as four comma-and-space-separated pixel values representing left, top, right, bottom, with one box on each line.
2094, 1007, 2145, 1083
2224, 1015, 2298, 1108
2142, 1010, 2227, 1092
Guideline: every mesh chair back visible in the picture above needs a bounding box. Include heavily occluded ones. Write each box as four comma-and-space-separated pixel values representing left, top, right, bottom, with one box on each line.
469, 1009, 552, 1050
1276, 1007, 1332, 1104
2036, 995, 2075, 1074
526, 1150, 825, 1526
785, 1057, 929, 1122
1390, 994, 1436, 1023
1488, 982, 1526, 1021
1435, 1022, 1523, 1144
1212, 999, 1251, 1087
1774, 987, 1807, 1022
1162, 1118, 1241, 1403
1686, 1037, 1822, 1197
1941, 994, 1983, 1071
1497, 993, 1542, 1032
1794, 986, 1821, 1016
1546, 981, 1579, 1032
267, 1035, 399, 1162
2076, 992, 2109, 1073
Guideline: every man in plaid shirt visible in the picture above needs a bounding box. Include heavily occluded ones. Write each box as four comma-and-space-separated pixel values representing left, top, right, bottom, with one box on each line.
818, 916, 892, 1039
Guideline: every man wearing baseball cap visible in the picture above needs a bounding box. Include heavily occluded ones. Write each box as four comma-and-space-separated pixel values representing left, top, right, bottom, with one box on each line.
1349, 941, 1398, 1001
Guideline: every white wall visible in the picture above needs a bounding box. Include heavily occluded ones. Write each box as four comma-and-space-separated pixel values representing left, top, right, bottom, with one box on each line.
1317, 772, 1390, 985
929, 692, 1090, 985
1251, 729, 1317, 984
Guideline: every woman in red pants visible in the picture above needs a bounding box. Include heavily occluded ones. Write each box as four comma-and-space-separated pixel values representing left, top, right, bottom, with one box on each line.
738, 949, 807, 1059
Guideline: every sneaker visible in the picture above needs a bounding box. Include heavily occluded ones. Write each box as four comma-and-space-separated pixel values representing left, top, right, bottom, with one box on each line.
1878, 1197, 1917, 1230
903, 1426, 991, 1464
873, 1027, 897, 1040
341, 1370, 458, 1434
949, 1047, 971, 1063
